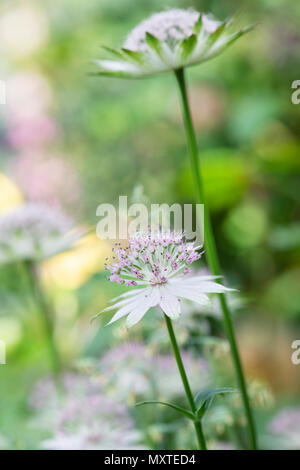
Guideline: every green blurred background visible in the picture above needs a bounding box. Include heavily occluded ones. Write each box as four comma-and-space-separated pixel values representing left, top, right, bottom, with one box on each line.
0, 0, 300, 450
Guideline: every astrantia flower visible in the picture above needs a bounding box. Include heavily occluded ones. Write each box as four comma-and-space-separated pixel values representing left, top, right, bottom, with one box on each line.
0, 202, 79, 264
98, 229, 233, 327
97, 342, 209, 401
30, 372, 147, 450
94, 8, 253, 78
29, 372, 100, 413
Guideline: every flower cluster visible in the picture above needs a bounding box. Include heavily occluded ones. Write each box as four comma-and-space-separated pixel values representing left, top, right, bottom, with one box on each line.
43, 425, 144, 451
0, 202, 80, 264
94, 8, 253, 78
42, 395, 144, 450
99, 229, 232, 327
124, 9, 202, 51
97, 342, 210, 401
30, 372, 146, 450
268, 408, 300, 450
29, 372, 99, 412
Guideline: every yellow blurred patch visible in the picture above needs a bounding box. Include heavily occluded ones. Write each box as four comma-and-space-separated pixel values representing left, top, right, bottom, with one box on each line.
0, 173, 23, 213
42, 233, 112, 290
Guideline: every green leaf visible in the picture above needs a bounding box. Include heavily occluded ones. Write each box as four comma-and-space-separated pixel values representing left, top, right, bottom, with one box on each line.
194, 388, 237, 419
193, 14, 203, 34
179, 34, 197, 61
145, 32, 162, 56
135, 400, 195, 420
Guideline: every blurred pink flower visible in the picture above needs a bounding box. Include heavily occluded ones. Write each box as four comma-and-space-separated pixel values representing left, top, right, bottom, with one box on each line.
213, 441, 235, 450
6, 115, 58, 150
0, 5, 48, 59
8, 153, 81, 211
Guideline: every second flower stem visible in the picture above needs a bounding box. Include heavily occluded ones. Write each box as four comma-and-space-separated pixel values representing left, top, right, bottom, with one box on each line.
24, 260, 61, 379
174, 67, 257, 450
164, 314, 207, 450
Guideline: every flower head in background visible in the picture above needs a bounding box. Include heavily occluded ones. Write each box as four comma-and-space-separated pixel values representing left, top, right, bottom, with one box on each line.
212, 441, 235, 450
30, 372, 146, 450
0, 434, 9, 451
94, 8, 253, 78
0, 202, 80, 264
268, 408, 300, 450
9, 154, 81, 212
97, 229, 233, 327
29, 372, 100, 412
97, 342, 209, 401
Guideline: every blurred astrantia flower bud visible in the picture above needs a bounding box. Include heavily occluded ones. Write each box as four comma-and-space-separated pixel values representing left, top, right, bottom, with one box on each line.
0, 202, 81, 264
94, 9, 254, 78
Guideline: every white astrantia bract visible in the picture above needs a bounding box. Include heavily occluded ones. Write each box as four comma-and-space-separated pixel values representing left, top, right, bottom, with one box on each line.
0, 202, 80, 264
97, 229, 234, 328
94, 8, 254, 78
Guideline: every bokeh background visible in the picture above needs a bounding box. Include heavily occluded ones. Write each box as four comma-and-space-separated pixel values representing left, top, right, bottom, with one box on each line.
0, 0, 300, 450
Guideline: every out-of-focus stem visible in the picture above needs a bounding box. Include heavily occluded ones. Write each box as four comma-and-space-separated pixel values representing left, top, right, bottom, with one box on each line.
24, 260, 61, 378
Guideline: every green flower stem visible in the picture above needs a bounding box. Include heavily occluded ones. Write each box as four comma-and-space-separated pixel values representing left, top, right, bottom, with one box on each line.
164, 314, 207, 450
174, 67, 257, 450
24, 260, 61, 378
